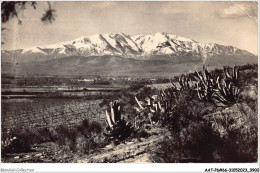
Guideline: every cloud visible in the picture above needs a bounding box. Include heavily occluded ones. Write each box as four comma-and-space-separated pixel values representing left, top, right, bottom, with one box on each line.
218, 2, 257, 22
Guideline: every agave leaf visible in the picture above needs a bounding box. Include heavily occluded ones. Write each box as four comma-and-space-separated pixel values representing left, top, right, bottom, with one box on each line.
111, 103, 115, 124
145, 97, 152, 106
153, 103, 158, 112
135, 96, 144, 110
134, 107, 141, 112
158, 101, 162, 110
151, 95, 159, 101
106, 110, 113, 128
150, 107, 156, 113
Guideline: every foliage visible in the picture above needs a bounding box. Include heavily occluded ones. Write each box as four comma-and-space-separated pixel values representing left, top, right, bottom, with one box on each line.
1, 1, 55, 24
196, 65, 242, 106
142, 64, 257, 162
177, 75, 193, 90
134, 95, 162, 125
206, 103, 258, 162
180, 121, 222, 162
54, 119, 104, 154
223, 65, 239, 86
148, 136, 182, 163
134, 85, 177, 126
195, 65, 218, 102
214, 78, 241, 106
1, 127, 38, 155
1, 136, 31, 154
104, 101, 134, 143
41, 2, 56, 23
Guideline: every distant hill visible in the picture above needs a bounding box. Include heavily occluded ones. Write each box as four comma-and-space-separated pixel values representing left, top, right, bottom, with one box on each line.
2, 55, 257, 77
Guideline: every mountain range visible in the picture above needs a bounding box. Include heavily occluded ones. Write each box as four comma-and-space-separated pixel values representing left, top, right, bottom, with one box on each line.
1, 32, 257, 76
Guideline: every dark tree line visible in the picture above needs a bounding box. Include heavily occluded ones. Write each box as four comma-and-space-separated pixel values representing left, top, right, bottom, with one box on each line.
1, 1, 56, 24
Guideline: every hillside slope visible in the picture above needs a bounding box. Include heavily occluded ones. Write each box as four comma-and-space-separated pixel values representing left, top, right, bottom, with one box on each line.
2, 54, 257, 77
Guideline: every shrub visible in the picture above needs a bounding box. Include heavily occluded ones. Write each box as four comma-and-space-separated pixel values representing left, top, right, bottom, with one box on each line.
55, 125, 78, 152
54, 119, 105, 154
1, 128, 34, 155
180, 121, 222, 162
1, 136, 31, 154
149, 136, 181, 163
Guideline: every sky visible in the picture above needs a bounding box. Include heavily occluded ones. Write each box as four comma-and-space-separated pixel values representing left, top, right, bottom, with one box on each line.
1, 1, 258, 54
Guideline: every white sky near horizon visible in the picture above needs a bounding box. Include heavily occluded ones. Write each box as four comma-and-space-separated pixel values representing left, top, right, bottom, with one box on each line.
1, 1, 258, 55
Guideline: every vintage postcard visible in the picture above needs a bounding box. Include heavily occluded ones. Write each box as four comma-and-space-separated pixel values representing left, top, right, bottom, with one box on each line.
1, 1, 258, 172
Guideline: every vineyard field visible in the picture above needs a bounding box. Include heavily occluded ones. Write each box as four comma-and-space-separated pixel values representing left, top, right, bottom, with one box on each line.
1, 98, 107, 135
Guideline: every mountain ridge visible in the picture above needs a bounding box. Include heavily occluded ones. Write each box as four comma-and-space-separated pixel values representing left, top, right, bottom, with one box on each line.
1, 32, 257, 76
1, 32, 255, 63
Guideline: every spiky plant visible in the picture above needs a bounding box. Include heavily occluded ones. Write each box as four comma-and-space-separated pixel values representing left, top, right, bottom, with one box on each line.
195, 65, 218, 102
196, 65, 241, 106
135, 86, 177, 126
213, 78, 241, 106
159, 87, 177, 123
224, 65, 239, 86
178, 75, 192, 90
104, 101, 133, 143
135, 95, 161, 125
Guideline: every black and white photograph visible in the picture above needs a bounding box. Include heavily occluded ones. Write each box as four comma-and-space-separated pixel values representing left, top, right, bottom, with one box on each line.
0, 0, 258, 168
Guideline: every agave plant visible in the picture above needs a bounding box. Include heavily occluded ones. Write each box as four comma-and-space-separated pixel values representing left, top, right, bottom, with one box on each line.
224, 65, 239, 86
104, 101, 133, 142
134, 95, 161, 126
213, 78, 241, 106
135, 86, 176, 126
177, 75, 192, 90
195, 65, 218, 102
196, 65, 241, 106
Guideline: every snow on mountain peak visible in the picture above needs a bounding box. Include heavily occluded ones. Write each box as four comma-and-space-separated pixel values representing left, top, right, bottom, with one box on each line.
2, 32, 254, 61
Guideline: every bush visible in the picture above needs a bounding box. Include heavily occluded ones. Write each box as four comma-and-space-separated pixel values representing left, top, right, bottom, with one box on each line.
54, 125, 78, 152
1, 136, 31, 154
1, 128, 35, 155
149, 136, 181, 163
54, 119, 105, 154
2, 118, 106, 156
163, 87, 219, 162
218, 104, 258, 162
180, 121, 222, 162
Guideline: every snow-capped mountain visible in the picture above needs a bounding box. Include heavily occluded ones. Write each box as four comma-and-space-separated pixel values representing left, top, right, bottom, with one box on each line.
133, 32, 253, 58
1, 32, 255, 63
2, 33, 142, 62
